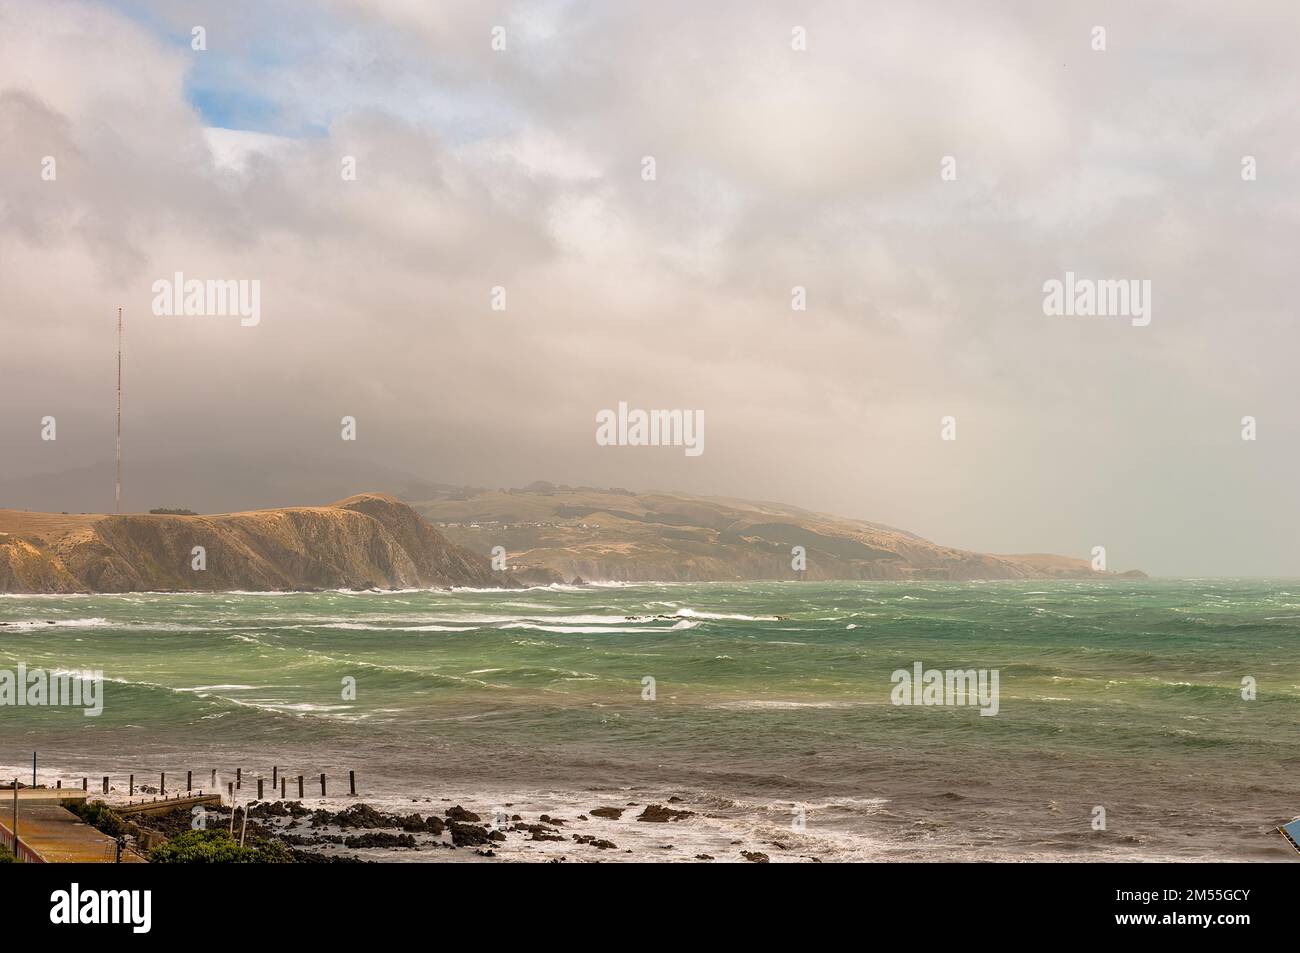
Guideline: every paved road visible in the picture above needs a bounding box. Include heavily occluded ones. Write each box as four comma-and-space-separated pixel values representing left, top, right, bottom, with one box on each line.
1, 802, 144, 863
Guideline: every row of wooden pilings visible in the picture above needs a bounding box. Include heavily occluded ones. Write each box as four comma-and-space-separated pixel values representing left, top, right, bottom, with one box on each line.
58, 767, 358, 801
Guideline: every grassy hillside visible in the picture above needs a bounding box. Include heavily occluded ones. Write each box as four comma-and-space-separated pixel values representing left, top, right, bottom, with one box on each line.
409, 483, 1143, 583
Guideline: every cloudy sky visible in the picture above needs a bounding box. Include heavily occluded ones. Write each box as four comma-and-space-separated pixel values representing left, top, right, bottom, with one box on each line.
2, 0, 1298, 576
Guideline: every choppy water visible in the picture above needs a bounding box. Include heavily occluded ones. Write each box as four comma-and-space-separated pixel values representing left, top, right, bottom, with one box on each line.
2, 581, 1298, 861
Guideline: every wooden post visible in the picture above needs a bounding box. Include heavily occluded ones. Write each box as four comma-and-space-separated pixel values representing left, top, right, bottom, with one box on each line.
236, 767, 241, 790
102, 776, 109, 794
211, 769, 216, 787
56, 780, 61, 789
239, 807, 247, 848
257, 778, 263, 800
280, 776, 286, 799
227, 781, 234, 804
187, 770, 192, 793
82, 777, 87, 791
272, 765, 277, 787
320, 773, 326, 796
129, 774, 134, 796
160, 772, 165, 795
349, 770, 356, 796
298, 775, 303, 799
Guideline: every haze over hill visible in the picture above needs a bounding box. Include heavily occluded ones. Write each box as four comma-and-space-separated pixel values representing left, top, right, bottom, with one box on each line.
411, 482, 1144, 583
0, 482, 1144, 593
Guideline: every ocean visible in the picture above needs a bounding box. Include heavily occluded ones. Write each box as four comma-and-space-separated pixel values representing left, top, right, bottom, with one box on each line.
2, 580, 1297, 862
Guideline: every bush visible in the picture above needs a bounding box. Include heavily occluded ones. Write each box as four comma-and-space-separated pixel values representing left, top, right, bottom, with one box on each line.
149, 829, 294, 864
0, 843, 15, 863
69, 800, 128, 838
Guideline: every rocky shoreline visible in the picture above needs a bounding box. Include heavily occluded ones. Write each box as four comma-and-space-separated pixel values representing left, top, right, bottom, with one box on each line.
138, 796, 805, 863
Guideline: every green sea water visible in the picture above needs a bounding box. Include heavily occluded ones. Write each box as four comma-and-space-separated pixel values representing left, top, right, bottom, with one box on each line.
1, 580, 1297, 861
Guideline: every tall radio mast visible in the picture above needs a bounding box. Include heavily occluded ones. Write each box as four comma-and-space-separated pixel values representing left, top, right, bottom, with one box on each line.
116, 307, 123, 513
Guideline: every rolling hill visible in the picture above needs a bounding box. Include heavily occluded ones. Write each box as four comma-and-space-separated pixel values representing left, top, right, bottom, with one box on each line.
409, 482, 1146, 583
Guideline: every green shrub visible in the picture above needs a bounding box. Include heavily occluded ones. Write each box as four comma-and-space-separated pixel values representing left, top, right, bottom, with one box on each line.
0, 843, 15, 863
69, 800, 128, 838
149, 829, 294, 864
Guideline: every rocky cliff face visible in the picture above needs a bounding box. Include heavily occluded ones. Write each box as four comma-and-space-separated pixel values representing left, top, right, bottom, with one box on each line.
0, 494, 510, 593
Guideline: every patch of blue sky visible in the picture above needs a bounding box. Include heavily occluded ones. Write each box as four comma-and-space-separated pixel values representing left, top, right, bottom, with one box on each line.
100, 0, 524, 142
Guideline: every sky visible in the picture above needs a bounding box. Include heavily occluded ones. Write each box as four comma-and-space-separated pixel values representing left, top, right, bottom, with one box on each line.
1, 0, 1298, 576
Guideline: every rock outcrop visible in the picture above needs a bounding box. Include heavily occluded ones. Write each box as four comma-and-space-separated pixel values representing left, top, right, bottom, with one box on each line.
0, 493, 510, 593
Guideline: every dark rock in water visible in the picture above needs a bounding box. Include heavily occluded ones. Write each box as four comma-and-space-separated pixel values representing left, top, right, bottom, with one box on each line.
695, 854, 714, 861
445, 805, 481, 823
476, 849, 497, 857
636, 804, 693, 823
249, 800, 291, 818
590, 807, 624, 820
343, 832, 417, 849
282, 833, 345, 845
279, 833, 325, 846
450, 822, 491, 846
667, 796, 684, 803
539, 814, 566, 826
399, 812, 445, 834
488, 830, 506, 842
512, 823, 565, 842
290, 848, 370, 864
510, 814, 521, 821
334, 803, 394, 829
572, 834, 617, 850
741, 851, 769, 863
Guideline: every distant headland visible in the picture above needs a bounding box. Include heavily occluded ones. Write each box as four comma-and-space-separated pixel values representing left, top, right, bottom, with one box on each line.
0, 486, 1146, 594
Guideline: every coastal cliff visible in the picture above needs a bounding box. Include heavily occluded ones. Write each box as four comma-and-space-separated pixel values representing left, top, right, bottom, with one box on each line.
0, 493, 508, 593
0, 486, 1147, 593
